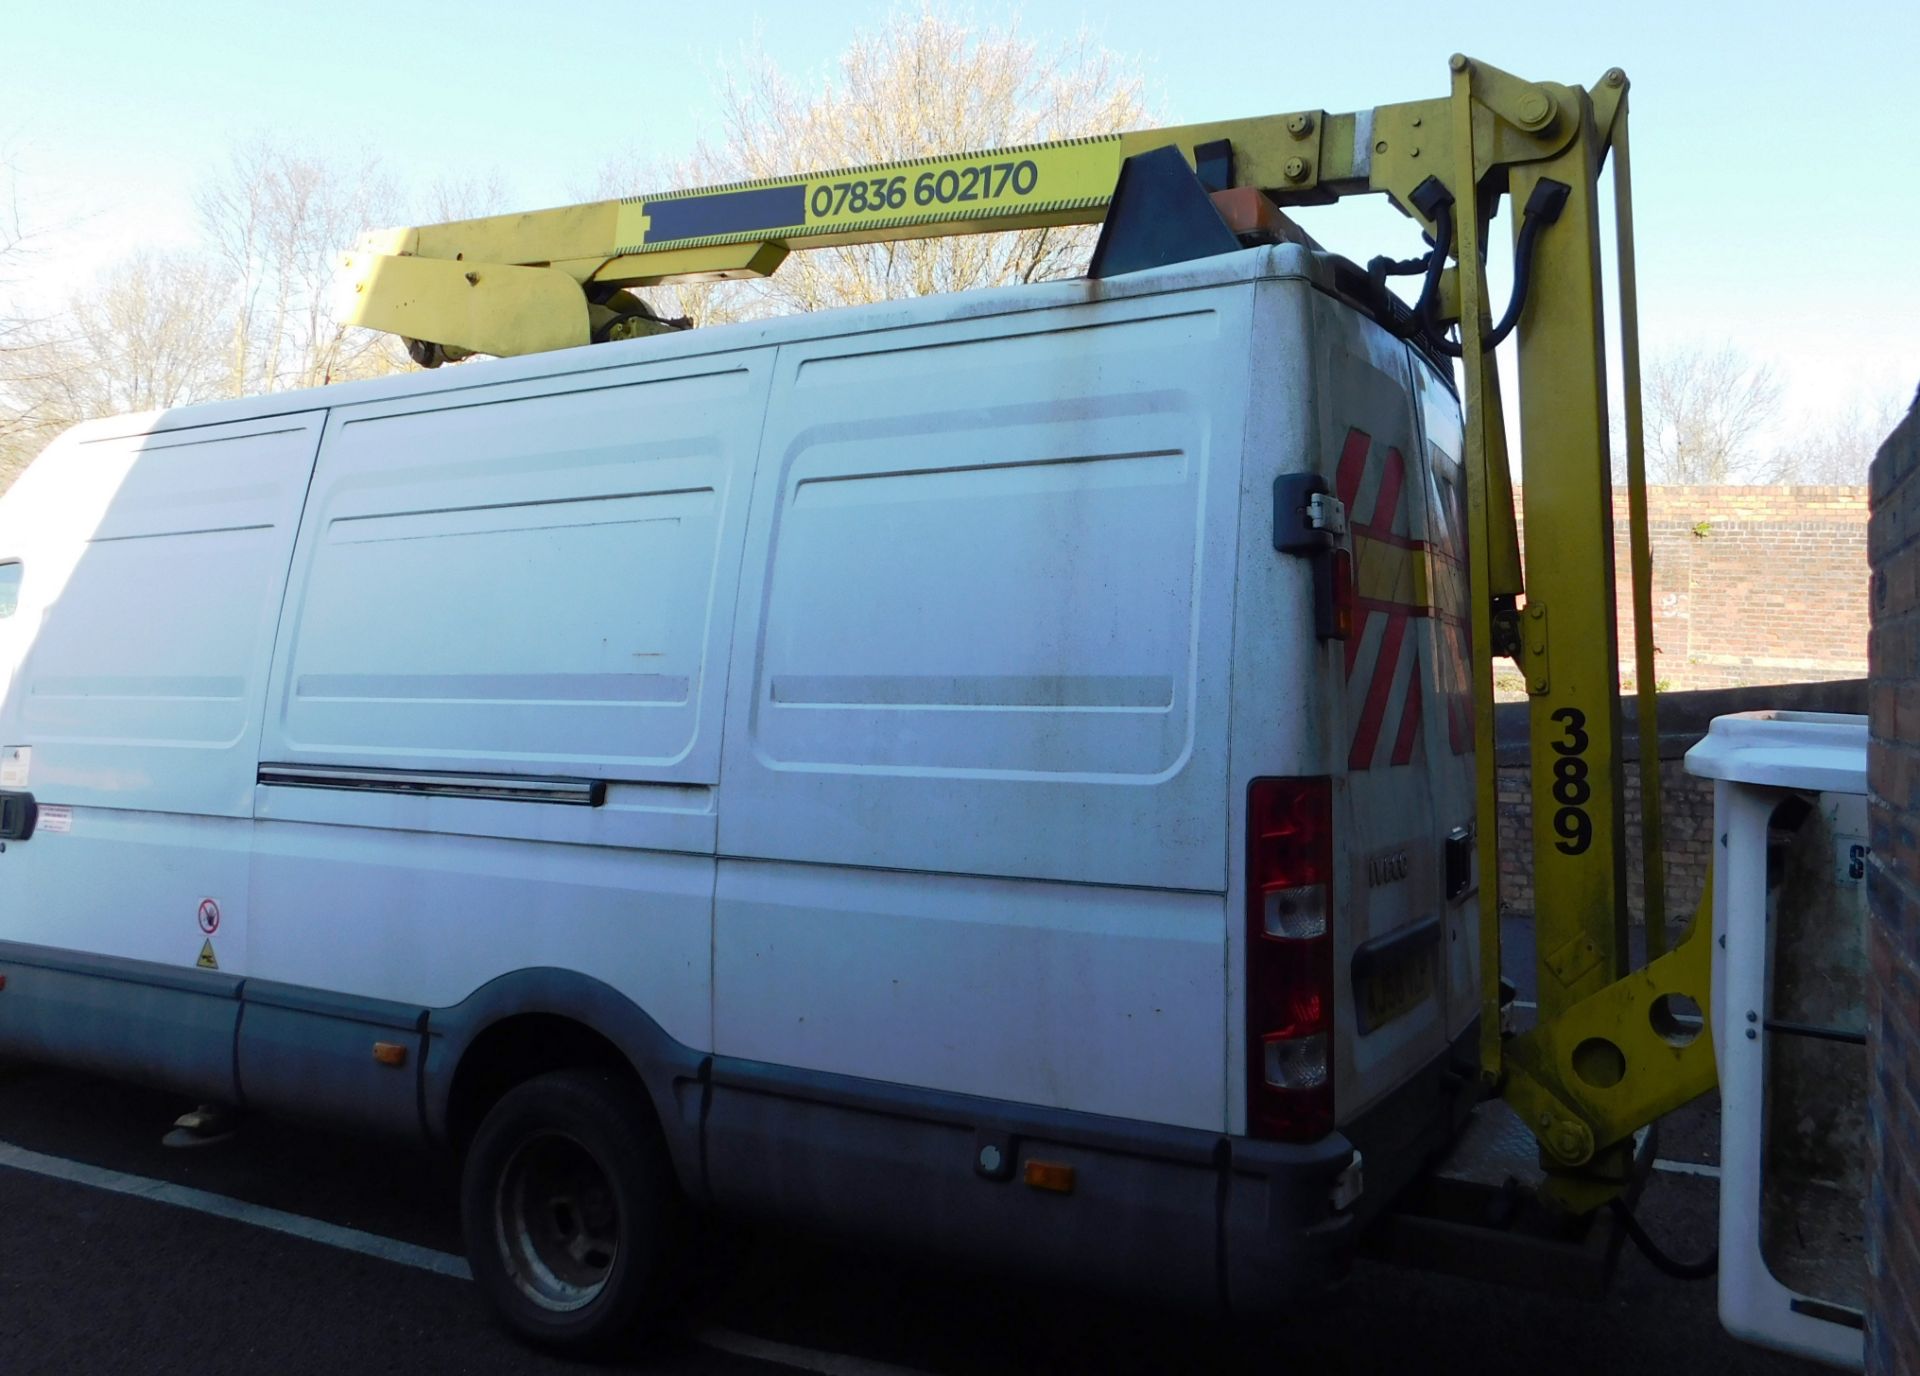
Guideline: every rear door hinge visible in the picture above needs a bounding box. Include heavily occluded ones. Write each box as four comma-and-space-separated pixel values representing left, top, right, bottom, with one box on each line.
1273, 473, 1345, 553
1307, 491, 1348, 538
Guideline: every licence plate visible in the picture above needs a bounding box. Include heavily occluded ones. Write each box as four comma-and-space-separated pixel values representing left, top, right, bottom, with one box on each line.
1359, 947, 1434, 1033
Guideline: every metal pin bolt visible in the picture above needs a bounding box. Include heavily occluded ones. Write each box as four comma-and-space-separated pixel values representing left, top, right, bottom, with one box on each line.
1553, 1126, 1586, 1161
1410, 148, 1420, 159
1411, 116, 1422, 128
1517, 91, 1553, 129
1283, 156, 1310, 183
464, 271, 479, 285
1747, 1011, 1758, 1023
1747, 1028, 1758, 1040
1374, 140, 1389, 155
1606, 69, 1626, 88
1287, 114, 1313, 139
1449, 54, 1469, 73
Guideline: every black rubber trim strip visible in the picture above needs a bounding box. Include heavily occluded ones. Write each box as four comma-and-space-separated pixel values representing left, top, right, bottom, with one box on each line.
1790, 1297, 1866, 1330
1765, 1018, 1868, 1047
705, 1054, 1351, 1173
239, 976, 425, 1031
258, 763, 605, 807
0, 937, 243, 998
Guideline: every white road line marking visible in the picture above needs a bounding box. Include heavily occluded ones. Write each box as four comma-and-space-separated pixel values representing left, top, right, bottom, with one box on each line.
0, 1138, 473, 1279
697, 1327, 938, 1376
1653, 1157, 1722, 1179
0, 1137, 937, 1376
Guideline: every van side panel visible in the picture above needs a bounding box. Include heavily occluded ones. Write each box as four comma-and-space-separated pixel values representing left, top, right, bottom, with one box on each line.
0, 414, 323, 1095
259, 366, 763, 780
714, 290, 1249, 1130
0, 415, 324, 974
246, 356, 774, 1062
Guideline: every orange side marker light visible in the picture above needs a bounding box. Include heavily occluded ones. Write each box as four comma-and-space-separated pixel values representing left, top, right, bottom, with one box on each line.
1023, 1159, 1076, 1194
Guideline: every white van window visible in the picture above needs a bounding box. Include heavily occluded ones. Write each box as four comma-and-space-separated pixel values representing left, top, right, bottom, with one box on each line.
0, 563, 18, 618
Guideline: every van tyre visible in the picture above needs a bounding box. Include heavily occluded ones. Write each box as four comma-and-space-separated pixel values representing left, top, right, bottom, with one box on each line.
461, 1069, 684, 1353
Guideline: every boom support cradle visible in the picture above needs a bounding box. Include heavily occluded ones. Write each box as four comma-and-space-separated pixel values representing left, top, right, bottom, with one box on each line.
340, 56, 1712, 1211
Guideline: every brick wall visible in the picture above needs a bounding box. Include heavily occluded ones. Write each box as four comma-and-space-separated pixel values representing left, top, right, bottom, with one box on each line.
1865, 393, 1920, 1374
1511, 485, 1868, 692
1496, 755, 1715, 927
1493, 678, 1866, 927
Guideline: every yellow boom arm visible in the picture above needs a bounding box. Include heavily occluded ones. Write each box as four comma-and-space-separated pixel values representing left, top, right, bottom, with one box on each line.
339, 111, 1372, 360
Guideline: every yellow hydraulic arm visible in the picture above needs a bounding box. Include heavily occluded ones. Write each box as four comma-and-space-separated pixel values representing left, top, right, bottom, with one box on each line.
341, 56, 1716, 1211
340, 111, 1378, 361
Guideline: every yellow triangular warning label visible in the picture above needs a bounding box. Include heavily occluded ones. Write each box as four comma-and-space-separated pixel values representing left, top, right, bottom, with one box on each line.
197, 939, 218, 970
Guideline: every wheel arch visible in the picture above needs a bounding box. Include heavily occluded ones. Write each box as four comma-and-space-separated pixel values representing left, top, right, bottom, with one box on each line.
425, 968, 707, 1198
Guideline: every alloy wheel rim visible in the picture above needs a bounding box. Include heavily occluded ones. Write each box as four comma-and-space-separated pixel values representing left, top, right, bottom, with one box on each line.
494, 1130, 621, 1311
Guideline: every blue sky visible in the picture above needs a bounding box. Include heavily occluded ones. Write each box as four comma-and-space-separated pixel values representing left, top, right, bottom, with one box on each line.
5, 0, 1916, 439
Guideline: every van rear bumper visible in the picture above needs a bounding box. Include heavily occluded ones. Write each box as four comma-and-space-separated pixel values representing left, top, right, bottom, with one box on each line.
1221, 1021, 1479, 1314
699, 1022, 1480, 1317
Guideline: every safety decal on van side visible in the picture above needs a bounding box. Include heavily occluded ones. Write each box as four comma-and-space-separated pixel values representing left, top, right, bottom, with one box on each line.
1336, 427, 1430, 771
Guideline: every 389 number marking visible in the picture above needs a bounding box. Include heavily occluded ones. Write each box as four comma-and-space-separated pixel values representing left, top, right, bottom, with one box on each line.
809, 159, 1041, 219
1549, 707, 1593, 856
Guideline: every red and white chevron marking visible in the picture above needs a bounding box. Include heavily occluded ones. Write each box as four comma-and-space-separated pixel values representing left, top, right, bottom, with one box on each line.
1338, 427, 1426, 772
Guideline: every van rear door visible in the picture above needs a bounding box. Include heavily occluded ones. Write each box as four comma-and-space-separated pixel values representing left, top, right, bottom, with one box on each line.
1407, 355, 1480, 1040
1312, 299, 1452, 1122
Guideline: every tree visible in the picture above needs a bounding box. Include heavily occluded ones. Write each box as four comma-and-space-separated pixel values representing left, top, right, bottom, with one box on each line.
0, 149, 69, 488
0, 249, 232, 478
0, 154, 26, 342
646, 6, 1148, 319
1771, 393, 1910, 485
1640, 344, 1783, 484
195, 139, 410, 394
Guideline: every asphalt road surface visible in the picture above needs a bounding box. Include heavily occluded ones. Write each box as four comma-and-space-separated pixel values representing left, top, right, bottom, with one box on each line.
0, 922, 1840, 1376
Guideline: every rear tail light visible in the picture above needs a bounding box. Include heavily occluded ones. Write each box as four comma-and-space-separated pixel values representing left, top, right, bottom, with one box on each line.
1247, 776, 1335, 1141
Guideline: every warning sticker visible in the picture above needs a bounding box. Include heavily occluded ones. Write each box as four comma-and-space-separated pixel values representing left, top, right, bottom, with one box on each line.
196, 939, 219, 970
197, 899, 221, 935
37, 805, 71, 834
0, 746, 28, 787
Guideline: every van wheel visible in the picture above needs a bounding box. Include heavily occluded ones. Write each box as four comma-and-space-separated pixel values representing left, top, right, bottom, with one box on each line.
461, 1069, 683, 1352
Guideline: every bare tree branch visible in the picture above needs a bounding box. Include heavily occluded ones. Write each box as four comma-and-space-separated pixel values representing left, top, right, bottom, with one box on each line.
1771, 393, 1910, 485
196, 139, 412, 394
1641, 345, 1783, 483
0, 250, 232, 485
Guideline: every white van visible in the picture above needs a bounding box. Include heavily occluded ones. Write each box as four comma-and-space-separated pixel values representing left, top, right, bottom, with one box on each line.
0, 243, 1479, 1348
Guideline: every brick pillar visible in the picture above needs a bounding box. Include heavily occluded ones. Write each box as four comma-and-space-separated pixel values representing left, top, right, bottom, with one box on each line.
1866, 386, 1920, 1374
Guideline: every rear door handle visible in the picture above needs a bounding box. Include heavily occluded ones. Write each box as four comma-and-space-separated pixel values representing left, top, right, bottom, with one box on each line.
1445, 825, 1474, 901
0, 792, 37, 841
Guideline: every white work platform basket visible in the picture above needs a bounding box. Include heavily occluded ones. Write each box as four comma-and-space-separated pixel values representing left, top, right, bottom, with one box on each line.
1685, 710, 1868, 1370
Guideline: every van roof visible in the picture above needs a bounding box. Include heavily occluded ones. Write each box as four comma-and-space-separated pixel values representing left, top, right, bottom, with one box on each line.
62, 243, 1336, 446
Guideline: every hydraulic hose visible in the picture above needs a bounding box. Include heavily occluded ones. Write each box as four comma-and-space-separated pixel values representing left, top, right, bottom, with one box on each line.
1608, 1197, 1719, 1281
1404, 176, 1572, 358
